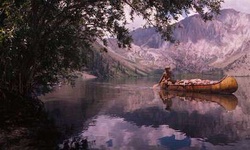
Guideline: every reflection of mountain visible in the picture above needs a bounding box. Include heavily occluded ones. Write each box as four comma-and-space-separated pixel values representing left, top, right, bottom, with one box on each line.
105, 101, 228, 143
100, 78, 249, 145
42, 77, 250, 149
78, 116, 203, 150
62, 115, 250, 150
109, 106, 241, 144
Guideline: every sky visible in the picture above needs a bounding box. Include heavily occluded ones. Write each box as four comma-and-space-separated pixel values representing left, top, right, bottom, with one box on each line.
126, 0, 250, 30
222, 0, 250, 14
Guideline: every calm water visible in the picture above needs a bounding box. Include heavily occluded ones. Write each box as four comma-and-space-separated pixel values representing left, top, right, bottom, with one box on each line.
40, 76, 250, 150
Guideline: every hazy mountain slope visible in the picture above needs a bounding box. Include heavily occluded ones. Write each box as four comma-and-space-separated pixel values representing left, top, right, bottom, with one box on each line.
86, 41, 151, 78
224, 54, 250, 76
130, 28, 164, 48
107, 39, 176, 72
107, 9, 250, 75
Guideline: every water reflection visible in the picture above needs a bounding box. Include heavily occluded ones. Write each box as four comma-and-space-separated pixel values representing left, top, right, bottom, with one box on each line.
158, 90, 238, 111
40, 77, 250, 149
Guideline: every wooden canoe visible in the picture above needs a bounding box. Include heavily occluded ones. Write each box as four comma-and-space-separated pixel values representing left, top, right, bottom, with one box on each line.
160, 76, 238, 94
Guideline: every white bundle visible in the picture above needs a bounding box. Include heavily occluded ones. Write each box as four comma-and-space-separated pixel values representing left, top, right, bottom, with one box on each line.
175, 79, 218, 85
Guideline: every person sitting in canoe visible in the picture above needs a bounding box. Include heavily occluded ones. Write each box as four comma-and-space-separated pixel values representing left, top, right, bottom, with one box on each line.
158, 66, 175, 88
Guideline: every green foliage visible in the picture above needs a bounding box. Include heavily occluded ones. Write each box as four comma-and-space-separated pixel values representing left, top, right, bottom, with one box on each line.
0, 0, 223, 96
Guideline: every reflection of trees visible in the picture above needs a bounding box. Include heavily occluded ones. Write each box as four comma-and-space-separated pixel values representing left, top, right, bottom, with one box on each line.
44, 80, 112, 137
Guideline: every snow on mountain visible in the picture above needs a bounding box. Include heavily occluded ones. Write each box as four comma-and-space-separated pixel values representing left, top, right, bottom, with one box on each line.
107, 9, 250, 75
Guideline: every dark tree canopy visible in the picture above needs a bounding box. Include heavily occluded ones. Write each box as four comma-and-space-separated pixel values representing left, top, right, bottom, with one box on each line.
0, 0, 223, 97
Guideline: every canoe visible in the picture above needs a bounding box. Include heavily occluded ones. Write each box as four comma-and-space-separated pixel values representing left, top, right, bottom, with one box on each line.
160, 76, 238, 94
159, 90, 238, 111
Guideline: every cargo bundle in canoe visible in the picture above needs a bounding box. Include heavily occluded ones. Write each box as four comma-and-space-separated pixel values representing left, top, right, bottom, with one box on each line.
160, 76, 238, 94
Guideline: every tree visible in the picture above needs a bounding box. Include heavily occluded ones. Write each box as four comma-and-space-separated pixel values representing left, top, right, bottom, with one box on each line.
0, 0, 223, 97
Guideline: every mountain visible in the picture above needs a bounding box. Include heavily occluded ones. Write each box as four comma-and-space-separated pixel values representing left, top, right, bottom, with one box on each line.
107, 9, 250, 76
84, 41, 152, 78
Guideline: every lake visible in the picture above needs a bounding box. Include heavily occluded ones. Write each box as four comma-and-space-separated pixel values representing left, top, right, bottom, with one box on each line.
40, 76, 250, 150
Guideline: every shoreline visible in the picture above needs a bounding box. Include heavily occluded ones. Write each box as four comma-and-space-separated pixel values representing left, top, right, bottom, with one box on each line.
75, 71, 97, 80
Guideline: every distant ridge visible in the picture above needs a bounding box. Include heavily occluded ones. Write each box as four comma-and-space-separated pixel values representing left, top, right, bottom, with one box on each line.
107, 9, 250, 76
